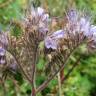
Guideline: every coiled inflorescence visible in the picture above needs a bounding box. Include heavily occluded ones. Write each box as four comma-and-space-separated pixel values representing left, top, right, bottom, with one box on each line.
44, 9, 96, 50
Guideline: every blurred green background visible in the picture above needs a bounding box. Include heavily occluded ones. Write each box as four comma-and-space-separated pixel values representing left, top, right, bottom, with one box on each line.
0, 0, 96, 96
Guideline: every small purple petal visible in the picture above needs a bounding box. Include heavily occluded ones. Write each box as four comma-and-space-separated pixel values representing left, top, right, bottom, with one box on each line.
37, 7, 44, 16
31, 7, 37, 17
92, 25, 96, 41
0, 59, 5, 64
39, 22, 45, 28
92, 32, 96, 41
52, 30, 64, 39
0, 47, 5, 56
39, 27, 48, 34
68, 9, 78, 22
90, 25, 96, 34
44, 30, 64, 49
80, 18, 86, 25
42, 14, 49, 21
80, 17, 90, 36
0, 33, 8, 46
10, 63, 17, 70
45, 37, 57, 49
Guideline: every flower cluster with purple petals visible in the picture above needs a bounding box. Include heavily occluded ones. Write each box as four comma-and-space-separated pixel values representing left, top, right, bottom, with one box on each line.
44, 9, 96, 50
44, 30, 64, 49
67, 9, 96, 38
24, 7, 49, 41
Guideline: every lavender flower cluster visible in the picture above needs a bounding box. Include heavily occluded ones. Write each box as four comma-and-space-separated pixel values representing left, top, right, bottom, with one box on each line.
23, 7, 49, 41
28, 7, 96, 50
67, 9, 96, 38
0, 7, 96, 65
0, 6, 96, 95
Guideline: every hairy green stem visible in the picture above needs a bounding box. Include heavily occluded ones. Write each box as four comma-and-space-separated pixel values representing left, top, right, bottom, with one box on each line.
31, 45, 38, 96
58, 72, 62, 96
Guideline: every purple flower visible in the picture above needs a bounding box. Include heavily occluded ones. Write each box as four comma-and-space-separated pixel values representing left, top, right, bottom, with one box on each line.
67, 10, 95, 37
0, 59, 5, 64
0, 46, 6, 64
37, 7, 44, 16
45, 37, 57, 49
10, 61, 18, 70
44, 30, 64, 49
90, 25, 96, 34
93, 31, 96, 39
42, 14, 49, 22
79, 17, 91, 36
67, 9, 78, 23
0, 47, 5, 56
31, 7, 44, 17
51, 30, 64, 39
31, 7, 49, 22
91, 25, 96, 41
29, 7, 49, 39
39, 27, 48, 35
0, 32, 8, 46
79, 17, 96, 37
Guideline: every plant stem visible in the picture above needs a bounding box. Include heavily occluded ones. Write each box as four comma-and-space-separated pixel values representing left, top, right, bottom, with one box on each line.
12, 79, 17, 96
6, 50, 32, 84
36, 50, 72, 93
61, 53, 83, 83
57, 72, 62, 96
1, 79, 7, 96
31, 46, 38, 96
36, 42, 83, 93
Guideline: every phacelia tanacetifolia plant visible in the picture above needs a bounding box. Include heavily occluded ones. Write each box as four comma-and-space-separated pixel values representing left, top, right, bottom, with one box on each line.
0, 7, 96, 96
